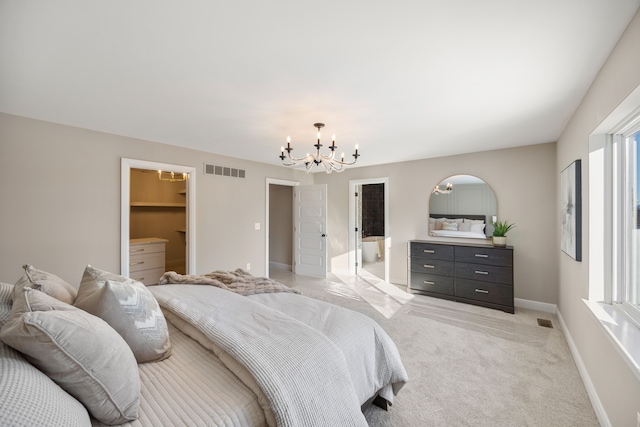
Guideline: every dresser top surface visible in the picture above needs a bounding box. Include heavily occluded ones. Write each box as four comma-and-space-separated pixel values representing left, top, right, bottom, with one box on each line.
409, 240, 513, 250
130, 237, 169, 245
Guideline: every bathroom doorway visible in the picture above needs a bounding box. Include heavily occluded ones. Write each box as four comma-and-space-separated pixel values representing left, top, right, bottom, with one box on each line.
349, 177, 389, 282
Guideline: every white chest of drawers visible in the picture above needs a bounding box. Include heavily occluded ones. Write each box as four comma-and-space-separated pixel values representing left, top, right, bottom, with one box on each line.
129, 238, 168, 286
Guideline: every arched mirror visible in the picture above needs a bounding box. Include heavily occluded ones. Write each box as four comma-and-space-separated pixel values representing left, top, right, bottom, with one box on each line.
429, 174, 496, 239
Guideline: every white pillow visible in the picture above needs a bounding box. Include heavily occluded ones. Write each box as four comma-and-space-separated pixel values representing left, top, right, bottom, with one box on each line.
0, 288, 140, 425
471, 223, 486, 233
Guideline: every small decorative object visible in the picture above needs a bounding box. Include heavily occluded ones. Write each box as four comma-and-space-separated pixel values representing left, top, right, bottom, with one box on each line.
492, 220, 515, 247
279, 123, 360, 173
561, 159, 582, 261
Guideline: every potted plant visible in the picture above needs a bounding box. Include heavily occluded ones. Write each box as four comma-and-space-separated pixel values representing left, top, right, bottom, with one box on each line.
492, 220, 515, 247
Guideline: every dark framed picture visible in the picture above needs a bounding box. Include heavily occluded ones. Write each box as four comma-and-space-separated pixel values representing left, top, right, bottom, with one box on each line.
561, 159, 582, 261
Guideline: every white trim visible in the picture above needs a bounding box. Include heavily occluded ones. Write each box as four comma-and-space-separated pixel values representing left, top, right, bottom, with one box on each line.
513, 298, 557, 313
583, 299, 640, 382
121, 158, 196, 277
269, 261, 292, 271
265, 178, 298, 278
557, 308, 611, 427
348, 177, 390, 282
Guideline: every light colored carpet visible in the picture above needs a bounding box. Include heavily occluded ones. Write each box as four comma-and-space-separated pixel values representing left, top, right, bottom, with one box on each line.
270, 269, 599, 427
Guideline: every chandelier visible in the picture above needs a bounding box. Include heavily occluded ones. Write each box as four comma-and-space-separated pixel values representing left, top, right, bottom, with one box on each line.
432, 183, 453, 194
158, 170, 187, 182
279, 123, 360, 173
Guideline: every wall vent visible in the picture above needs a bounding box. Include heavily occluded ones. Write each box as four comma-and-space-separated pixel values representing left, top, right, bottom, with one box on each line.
204, 163, 245, 179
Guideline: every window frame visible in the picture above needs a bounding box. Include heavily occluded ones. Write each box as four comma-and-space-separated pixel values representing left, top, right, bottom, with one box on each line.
587, 92, 640, 380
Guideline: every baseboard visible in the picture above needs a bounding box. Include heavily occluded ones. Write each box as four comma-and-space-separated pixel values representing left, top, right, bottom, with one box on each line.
514, 298, 557, 313
269, 261, 291, 271
556, 309, 611, 427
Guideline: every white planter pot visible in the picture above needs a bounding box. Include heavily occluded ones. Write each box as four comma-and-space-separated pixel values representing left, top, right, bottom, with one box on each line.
492, 236, 507, 247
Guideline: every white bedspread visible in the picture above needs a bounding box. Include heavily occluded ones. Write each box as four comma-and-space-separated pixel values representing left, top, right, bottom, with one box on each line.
150, 285, 372, 427
247, 292, 407, 405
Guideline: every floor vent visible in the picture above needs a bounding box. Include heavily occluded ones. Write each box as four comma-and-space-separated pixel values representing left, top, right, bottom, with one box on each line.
537, 318, 553, 328
204, 163, 245, 179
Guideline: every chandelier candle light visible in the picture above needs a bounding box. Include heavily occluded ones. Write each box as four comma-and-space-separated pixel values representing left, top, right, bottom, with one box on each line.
432, 183, 453, 194
279, 123, 360, 173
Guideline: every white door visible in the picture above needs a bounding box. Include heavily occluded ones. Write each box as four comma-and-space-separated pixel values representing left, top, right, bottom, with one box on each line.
294, 184, 327, 278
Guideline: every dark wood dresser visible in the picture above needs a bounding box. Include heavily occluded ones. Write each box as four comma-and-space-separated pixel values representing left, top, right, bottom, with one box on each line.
408, 240, 514, 313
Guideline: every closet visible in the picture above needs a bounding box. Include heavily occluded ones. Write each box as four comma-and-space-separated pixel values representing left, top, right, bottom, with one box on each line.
129, 168, 187, 284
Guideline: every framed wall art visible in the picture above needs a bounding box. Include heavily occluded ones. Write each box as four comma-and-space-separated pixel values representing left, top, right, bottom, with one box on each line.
561, 159, 582, 261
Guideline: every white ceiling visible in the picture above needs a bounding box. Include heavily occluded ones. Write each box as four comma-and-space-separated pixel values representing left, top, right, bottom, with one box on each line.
1, 1, 639, 171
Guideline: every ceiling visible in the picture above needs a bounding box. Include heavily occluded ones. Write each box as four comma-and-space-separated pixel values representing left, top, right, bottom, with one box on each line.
1, 1, 639, 171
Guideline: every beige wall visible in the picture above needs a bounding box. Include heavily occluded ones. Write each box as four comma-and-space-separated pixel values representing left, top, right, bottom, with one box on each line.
315, 142, 558, 303
0, 113, 310, 286
556, 9, 640, 427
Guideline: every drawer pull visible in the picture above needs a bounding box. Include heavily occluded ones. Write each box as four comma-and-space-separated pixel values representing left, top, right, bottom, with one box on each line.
423, 264, 435, 269
130, 261, 145, 266
474, 270, 489, 275
130, 248, 145, 253
423, 280, 435, 285
423, 249, 435, 253
474, 254, 489, 258
475, 289, 489, 294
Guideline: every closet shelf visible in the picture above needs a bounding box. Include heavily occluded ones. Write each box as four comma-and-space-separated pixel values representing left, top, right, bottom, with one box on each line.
131, 202, 186, 207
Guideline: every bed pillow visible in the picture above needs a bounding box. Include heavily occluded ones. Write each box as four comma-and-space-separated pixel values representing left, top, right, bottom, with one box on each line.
14, 264, 77, 304
75, 265, 172, 363
0, 288, 140, 425
0, 285, 91, 427
458, 221, 472, 232
470, 223, 486, 234
442, 222, 459, 231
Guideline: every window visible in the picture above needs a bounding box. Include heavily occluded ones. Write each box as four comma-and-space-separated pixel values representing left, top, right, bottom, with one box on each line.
588, 91, 640, 377
617, 127, 640, 325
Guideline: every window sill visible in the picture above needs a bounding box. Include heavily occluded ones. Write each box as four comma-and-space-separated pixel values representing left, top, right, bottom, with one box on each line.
583, 299, 640, 381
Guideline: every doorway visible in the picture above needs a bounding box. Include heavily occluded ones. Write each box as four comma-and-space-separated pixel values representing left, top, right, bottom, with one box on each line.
349, 177, 390, 282
265, 178, 297, 278
121, 158, 196, 279
265, 179, 328, 279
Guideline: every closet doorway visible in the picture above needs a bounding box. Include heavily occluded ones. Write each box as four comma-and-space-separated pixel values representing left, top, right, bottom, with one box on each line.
265, 178, 297, 278
349, 177, 389, 282
121, 159, 196, 282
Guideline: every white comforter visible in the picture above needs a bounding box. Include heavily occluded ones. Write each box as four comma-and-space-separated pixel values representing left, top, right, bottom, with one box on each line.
149, 284, 407, 427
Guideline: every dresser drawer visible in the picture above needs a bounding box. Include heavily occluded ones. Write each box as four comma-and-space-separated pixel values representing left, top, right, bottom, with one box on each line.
455, 262, 513, 285
130, 267, 165, 286
454, 246, 512, 267
455, 278, 514, 307
410, 258, 454, 276
410, 273, 454, 295
410, 242, 454, 261
129, 242, 165, 255
130, 252, 165, 273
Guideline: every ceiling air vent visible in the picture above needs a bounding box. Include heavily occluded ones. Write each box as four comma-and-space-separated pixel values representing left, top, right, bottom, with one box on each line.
204, 163, 245, 179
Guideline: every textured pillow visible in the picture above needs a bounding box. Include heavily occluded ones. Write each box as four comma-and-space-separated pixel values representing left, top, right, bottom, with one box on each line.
442, 222, 459, 231
14, 264, 77, 304
0, 288, 140, 425
75, 265, 172, 363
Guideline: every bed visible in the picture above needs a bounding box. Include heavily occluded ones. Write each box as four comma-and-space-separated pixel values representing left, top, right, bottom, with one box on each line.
0, 265, 408, 427
429, 213, 489, 239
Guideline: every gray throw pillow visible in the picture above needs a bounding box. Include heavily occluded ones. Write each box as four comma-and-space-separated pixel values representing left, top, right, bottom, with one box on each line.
14, 264, 77, 304
0, 287, 140, 425
74, 265, 172, 363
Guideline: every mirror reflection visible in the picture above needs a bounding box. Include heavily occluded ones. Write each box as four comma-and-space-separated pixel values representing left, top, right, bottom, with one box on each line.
429, 175, 496, 239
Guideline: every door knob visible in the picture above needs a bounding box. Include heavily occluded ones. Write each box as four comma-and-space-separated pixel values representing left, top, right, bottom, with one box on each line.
321, 234, 326, 237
